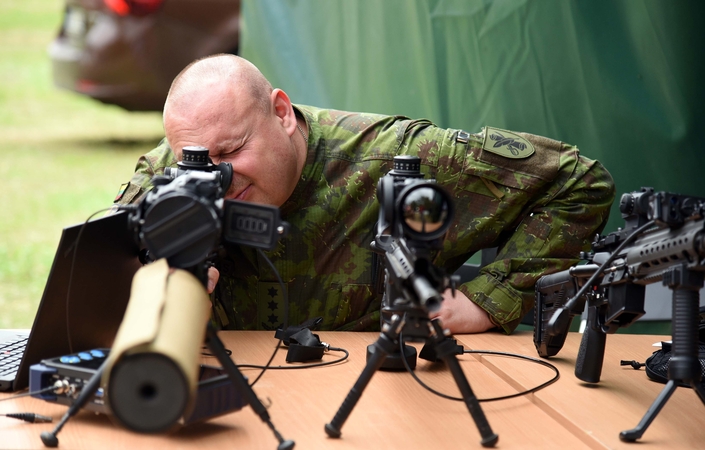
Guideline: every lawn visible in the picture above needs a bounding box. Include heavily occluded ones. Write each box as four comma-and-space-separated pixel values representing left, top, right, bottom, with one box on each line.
0, 0, 164, 327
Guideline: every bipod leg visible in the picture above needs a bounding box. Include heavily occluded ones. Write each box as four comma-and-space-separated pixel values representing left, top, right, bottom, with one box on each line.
205, 324, 294, 450
619, 380, 678, 442
430, 321, 498, 447
693, 380, 705, 406
620, 372, 705, 442
325, 315, 402, 438
40, 360, 107, 447
620, 266, 704, 443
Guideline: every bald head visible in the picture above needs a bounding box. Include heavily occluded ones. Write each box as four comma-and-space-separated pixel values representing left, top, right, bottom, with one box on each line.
160, 54, 306, 207
164, 54, 273, 128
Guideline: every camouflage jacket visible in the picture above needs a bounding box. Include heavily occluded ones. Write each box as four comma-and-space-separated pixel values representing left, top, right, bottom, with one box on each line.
115, 105, 615, 333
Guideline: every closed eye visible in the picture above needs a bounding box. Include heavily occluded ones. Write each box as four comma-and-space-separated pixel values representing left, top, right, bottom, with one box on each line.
210, 147, 237, 164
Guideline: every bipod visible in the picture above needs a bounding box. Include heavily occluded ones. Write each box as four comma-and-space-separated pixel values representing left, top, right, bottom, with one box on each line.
39, 324, 294, 449
324, 311, 498, 447
204, 324, 295, 450
620, 266, 705, 442
40, 360, 107, 447
194, 266, 295, 449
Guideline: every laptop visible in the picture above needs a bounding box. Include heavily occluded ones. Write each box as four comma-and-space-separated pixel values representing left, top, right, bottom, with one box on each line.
0, 211, 141, 391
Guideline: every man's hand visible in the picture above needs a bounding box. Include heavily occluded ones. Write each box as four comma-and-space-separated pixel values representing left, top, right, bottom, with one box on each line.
429, 289, 495, 334
207, 266, 219, 294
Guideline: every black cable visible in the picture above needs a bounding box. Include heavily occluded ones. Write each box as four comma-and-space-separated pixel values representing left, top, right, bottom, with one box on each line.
202, 342, 349, 370
201, 346, 232, 357
65, 207, 114, 354
0, 386, 58, 423
0, 385, 57, 402
243, 249, 290, 387
235, 346, 349, 371
399, 337, 560, 403
248, 335, 280, 387
564, 219, 655, 309
461, 350, 560, 402
1, 413, 53, 423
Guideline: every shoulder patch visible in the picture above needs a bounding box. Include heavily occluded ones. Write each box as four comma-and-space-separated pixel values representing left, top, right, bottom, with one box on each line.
114, 182, 130, 202
113, 182, 142, 205
482, 127, 535, 159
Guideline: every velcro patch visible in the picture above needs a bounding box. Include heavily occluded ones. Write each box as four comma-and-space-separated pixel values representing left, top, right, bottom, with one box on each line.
114, 182, 130, 202
482, 127, 535, 159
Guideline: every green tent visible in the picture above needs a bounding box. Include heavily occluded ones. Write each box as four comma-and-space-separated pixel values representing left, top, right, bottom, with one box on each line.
241, 0, 705, 233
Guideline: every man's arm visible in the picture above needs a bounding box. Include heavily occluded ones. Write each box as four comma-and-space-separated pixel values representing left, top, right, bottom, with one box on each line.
461, 154, 615, 334
113, 138, 177, 206
430, 289, 495, 333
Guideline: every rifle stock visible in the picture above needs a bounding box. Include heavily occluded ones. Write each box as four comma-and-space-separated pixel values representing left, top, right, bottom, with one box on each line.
533, 265, 598, 358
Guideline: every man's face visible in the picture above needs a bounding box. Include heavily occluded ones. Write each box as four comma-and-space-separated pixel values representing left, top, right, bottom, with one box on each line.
165, 85, 300, 207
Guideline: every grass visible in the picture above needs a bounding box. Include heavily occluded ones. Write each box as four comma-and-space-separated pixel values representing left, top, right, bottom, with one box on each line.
0, 0, 164, 328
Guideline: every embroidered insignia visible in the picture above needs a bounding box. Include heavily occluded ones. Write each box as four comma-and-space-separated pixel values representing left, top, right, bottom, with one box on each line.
259, 282, 284, 330
482, 127, 535, 159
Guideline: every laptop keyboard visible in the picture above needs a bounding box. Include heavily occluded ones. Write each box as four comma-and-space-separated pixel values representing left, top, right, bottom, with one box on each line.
0, 336, 28, 379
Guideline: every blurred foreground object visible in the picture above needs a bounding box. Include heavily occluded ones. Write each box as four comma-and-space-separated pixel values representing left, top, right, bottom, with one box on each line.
49, 0, 240, 111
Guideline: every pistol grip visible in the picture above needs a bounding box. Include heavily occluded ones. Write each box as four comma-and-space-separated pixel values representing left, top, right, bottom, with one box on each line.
575, 324, 606, 383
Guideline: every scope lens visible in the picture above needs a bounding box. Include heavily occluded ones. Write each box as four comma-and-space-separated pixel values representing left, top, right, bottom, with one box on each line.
400, 186, 450, 235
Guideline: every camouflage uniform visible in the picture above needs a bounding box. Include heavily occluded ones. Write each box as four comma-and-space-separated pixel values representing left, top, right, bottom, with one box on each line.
115, 105, 615, 333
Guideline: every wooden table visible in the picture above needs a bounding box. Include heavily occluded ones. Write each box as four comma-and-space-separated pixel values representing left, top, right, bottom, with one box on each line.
1, 331, 702, 449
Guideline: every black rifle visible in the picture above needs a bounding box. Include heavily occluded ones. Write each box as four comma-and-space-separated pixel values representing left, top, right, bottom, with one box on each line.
533, 187, 705, 442
325, 156, 499, 447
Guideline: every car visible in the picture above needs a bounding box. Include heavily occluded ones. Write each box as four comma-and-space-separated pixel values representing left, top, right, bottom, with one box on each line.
49, 0, 241, 111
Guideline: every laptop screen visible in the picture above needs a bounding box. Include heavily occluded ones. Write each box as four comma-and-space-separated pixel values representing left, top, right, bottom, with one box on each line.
15, 211, 141, 390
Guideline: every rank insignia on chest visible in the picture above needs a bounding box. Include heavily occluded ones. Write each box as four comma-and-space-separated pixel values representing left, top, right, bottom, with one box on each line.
482, 127, 535, 159
258, 281, 286, 330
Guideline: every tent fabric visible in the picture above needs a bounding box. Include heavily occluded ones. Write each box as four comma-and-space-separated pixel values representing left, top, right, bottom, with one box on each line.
240, 0, 705, 231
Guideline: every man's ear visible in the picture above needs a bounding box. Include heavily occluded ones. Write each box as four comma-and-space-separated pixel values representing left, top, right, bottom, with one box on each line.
270, 88, 296, 136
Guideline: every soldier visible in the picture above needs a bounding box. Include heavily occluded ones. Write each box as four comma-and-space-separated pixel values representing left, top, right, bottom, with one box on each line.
114, 54, 615, 334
